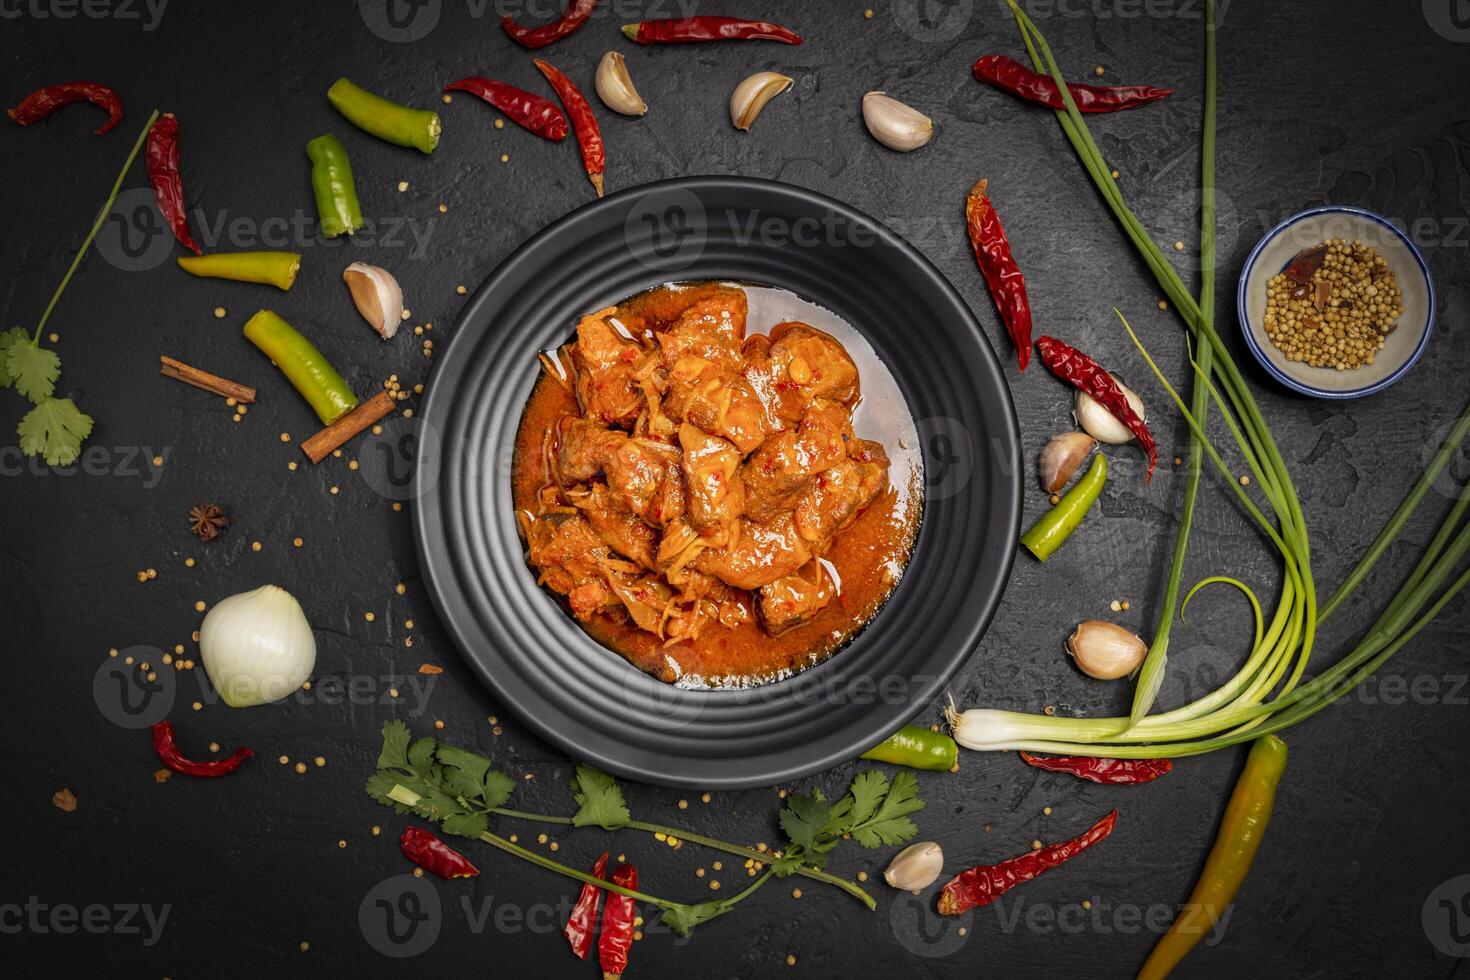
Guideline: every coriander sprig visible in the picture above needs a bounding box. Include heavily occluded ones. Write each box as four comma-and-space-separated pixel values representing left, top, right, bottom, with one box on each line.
1, 109, 159, 465
366, 722, 925, 934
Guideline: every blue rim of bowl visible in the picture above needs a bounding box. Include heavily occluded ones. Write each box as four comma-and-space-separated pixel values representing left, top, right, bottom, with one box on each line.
1236, 206, 1436, 400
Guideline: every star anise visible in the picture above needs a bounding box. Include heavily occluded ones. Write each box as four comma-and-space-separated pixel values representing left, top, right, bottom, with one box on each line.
188, 503, 229, 541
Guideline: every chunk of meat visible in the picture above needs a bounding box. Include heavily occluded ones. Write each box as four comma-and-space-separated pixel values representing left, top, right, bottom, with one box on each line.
678, 423, 745, 536
664, 355, 771, 454
572, 306, 646, 428
741, 399, 852, 522
694, 512, 812, 590
762, 322, 861, 423
523, 514, 622, 621
657, 288, 747, 369
556, 416, 627, 484
757, 564, 836, 635
605, 437, 684, 527
793, 443, 890, 546
572, 483, 658, 570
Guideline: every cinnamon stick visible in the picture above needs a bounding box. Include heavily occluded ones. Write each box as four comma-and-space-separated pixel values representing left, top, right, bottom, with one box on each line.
160, 355, 256, 403
301, 390, 396, 464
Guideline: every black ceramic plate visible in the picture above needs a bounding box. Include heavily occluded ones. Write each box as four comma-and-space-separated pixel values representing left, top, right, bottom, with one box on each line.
413, 177, 1021, 788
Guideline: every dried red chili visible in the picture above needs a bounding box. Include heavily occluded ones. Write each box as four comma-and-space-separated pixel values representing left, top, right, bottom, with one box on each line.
564, 852, 608, 959
972, 55, 1173, 113
150, 721, 252, 777
146, 113, 202, 255
598, 862, 638, 980
7, 81, 122, 135
1020, 752, 1172, 785
534, 59, 605, 198
938, 810, 1118, 915
622, 16, 802, 45
503, 0, 599, 49
399, 826, 480, 880
1036, 335, 1157, 479
1282, 243, 1327, 284
443, 77, 569, 142
966, 179, 1032, 372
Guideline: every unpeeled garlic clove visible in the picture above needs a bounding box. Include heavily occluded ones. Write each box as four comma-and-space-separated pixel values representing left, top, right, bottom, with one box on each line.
595, 51, 647, 116
1067, 620, 1147, 680
1075, 374, 1146, 444
883, 841, 944, 892
862, 91, 933, 152
343, 262, 403, 340
730, 71, 793, 132
1039, 431, 1096, 493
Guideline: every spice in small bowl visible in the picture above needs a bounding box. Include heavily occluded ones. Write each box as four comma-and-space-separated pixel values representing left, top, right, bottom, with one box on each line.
1237, 207, 1433, 399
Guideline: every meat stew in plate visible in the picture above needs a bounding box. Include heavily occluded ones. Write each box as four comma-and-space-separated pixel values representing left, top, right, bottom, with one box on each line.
512, 282, 922, 687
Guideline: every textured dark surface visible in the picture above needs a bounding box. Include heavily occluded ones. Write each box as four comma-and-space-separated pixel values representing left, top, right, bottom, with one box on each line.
2, 1, 1468, 977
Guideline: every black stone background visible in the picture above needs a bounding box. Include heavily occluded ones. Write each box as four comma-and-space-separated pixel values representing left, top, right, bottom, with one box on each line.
3, 1, 1469, 977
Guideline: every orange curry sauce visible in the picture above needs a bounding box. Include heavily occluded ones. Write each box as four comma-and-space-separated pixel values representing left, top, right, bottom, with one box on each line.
511, 283, 921, 687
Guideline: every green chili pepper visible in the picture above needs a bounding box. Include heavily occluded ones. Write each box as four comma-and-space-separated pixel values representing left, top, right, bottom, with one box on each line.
242, 310, 358, 425
306, 134, 364, 239
1020, 453, 1107, 561
859, 725, 958, 772
327, 77, 441, 154
177, 252, 301, 291
1137, 735, 1287, 979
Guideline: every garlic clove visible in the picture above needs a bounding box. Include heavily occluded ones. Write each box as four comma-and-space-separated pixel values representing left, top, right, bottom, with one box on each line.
595, 51, 647, 116
862, 91, 933, 152
1075, 374, 1145, 444
343, 262, 404, 340
730, 71, 793, 131
1039, 431, 1096, 493
883, 841, 944, 892
1067, 620, 1147, 680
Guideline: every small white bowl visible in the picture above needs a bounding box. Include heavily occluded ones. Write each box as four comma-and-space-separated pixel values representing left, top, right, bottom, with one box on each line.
1237, 207, 1435, 399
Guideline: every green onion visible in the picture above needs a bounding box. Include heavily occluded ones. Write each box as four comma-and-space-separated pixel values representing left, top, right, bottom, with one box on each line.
952, 0, 1470, 757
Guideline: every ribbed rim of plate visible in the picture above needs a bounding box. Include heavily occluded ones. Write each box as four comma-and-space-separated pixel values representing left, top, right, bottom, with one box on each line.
412, 176, 1021, 788
1236, 206, 1436, 399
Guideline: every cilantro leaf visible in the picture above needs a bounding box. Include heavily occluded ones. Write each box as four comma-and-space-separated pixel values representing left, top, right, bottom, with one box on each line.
365, 772, 408, 811
481, 770, 515, 810
658, 899, 733, 938
0, 327, 28, 388
842, 771, 889, 830
436, 743, 492, 800
441, 811, 489, 840
18, 396, 93, 466
570, 764, 630, 829
849, 771, 924, 849
376, 720, 412, 771
777, 790, 832, 851
6, 340, 60, 402
406, 736, 437, 773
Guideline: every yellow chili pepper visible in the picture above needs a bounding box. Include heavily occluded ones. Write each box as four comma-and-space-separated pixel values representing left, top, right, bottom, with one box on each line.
1137, 734, 1287, 979
177, 252, 301, 291
242, 310, 357, 425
